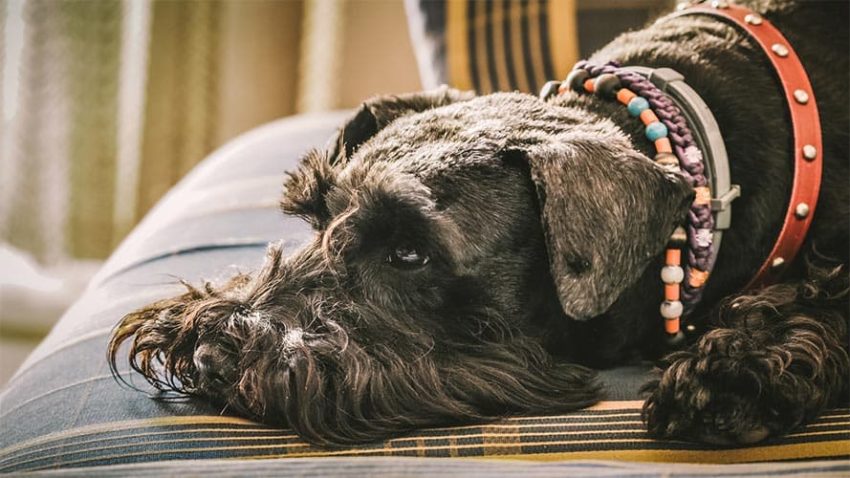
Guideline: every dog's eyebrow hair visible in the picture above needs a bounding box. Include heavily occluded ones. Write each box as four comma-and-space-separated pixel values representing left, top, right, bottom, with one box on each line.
320, 204, 360, 265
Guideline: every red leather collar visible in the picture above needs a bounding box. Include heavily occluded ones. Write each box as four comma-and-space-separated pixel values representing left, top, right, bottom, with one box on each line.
672, 1, 823, 290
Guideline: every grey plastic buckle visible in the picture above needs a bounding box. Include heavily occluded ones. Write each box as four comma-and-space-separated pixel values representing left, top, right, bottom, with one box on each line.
711, 184, 740, 230
625, 65, 738, 243
648, 68, 685, 90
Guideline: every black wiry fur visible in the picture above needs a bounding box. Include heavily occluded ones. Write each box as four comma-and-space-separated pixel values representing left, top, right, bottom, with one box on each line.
642, 252, 849, 444
109, 0, 848, 446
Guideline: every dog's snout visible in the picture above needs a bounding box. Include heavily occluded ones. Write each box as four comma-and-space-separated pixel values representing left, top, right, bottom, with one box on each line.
194, 344, 235, 387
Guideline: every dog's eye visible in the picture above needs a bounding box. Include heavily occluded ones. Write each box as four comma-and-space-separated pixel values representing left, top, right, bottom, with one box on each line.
387, 245, 430, 269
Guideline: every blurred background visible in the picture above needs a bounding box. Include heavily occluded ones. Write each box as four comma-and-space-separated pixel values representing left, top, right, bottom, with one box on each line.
0, 0, 673, 385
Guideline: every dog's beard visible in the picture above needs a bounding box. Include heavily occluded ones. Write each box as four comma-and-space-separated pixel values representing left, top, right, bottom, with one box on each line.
108, 247, 601, 446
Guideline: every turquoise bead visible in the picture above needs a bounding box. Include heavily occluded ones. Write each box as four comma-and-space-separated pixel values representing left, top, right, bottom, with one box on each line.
627, 96, 649, 117
645, 121, 668, 141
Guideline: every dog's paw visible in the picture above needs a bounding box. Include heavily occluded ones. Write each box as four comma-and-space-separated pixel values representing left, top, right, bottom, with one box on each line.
642, 328, 807, 445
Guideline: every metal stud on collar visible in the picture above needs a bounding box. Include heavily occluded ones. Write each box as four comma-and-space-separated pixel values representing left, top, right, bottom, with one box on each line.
795, 202, 810, 219
793, 89, 810, 104
802, 144, 817, 161
771, 43, 789, 57
744, 13, 763, 25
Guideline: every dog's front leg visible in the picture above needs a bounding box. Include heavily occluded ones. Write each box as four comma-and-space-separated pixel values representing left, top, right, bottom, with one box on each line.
641, 261, 849, 445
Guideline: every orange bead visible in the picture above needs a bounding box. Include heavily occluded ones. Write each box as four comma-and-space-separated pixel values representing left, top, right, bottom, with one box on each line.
665, 248, 681, 265
665, 283, 680, 301
689, 269, 710, 288
583, 78, 595, 93
640, 109, 659, 125
655, 138, 672, 153
694, 186, 711, 205
616, 88, 636, 105
665, 317, 681, 334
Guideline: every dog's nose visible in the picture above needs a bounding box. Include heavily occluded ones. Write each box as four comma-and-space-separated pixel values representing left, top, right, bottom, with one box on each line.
193, 344, 234, 387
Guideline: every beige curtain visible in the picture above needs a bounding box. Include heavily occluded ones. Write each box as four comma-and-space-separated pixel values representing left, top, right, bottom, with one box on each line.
1, 0, 122, 262
1, 0, 306, 262
0, 0, 425, 264
135, 0, 224, 227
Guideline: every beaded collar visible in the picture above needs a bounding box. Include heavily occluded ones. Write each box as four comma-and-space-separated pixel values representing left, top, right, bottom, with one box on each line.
539, 0, 823, 346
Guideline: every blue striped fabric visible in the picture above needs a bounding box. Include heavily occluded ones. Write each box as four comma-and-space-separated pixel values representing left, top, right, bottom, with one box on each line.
5, 457, 850, 478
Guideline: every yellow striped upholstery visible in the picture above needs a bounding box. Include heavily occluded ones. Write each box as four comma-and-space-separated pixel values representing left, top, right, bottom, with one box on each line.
1, 401, 848, 471
442, 0, 578, 93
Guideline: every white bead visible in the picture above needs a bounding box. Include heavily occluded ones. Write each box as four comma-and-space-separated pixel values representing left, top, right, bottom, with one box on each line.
661, 300, 683, 319
695, 229, 712, 248
661, 265, 684, 284
684, 145, 703, 163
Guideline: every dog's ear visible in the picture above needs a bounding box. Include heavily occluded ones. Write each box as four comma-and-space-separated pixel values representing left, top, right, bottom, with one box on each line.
328, 86, 476, 163
282, 86, 475, 227
507, 133, 694, 320
281, 149, 337, 228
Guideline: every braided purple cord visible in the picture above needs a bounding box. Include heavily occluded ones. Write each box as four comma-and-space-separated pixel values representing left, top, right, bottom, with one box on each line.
574, 61, 715, 312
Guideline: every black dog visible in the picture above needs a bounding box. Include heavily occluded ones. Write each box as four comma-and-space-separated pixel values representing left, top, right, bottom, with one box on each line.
109, 0, 848, 446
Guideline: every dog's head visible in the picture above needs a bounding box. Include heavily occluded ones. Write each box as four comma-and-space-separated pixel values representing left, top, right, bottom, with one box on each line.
109, 87, 692, 445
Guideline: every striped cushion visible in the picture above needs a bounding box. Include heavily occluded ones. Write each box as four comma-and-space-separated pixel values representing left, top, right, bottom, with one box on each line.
406, 0, 578, 93
1, 112, 848, 474
405, 0, 672, 95
6, 461, 850, 478
1, 402, 848, 471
